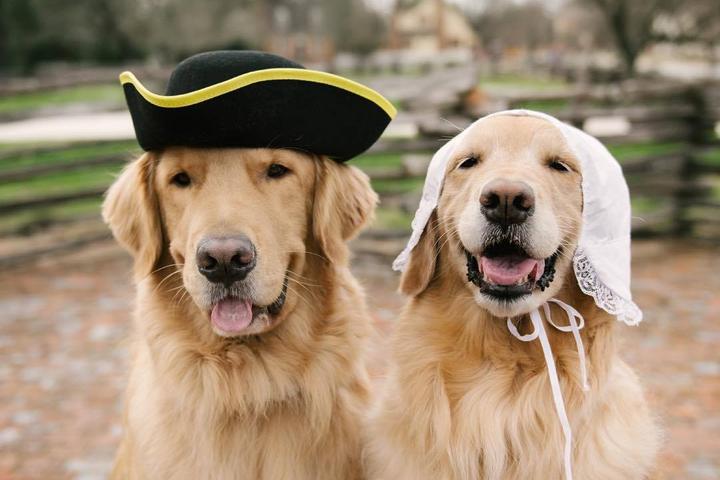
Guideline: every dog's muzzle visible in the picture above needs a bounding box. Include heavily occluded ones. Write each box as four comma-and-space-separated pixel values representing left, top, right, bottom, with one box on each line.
465, 242, 558, 300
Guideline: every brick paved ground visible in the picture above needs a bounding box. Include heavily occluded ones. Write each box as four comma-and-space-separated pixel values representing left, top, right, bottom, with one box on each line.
0, 239, 718, 479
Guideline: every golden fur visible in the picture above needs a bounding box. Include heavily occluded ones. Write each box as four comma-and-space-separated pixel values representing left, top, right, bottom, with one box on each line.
366, 117, 659, 479
103, 147, 377, 479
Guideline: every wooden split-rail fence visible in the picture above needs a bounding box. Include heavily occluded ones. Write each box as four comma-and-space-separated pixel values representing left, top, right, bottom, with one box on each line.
0, 81, 719, 268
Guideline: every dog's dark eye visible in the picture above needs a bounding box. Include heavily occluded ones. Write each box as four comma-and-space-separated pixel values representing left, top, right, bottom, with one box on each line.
267, 163, 290, 179
548, 159, 570, 172
458, 156, 479, 169
170, 171, 191, 187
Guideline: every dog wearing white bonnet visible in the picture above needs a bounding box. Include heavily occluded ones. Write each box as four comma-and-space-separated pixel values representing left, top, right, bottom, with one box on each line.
366, 110, 659, 480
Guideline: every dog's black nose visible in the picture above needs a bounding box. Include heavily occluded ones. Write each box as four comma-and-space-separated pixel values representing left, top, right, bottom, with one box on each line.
196, 235, 256, 285
480, 179, 535, 227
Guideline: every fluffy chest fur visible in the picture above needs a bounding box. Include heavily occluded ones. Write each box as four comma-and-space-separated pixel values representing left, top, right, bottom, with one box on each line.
366, 291, 659, 480
113, 270, 370, 480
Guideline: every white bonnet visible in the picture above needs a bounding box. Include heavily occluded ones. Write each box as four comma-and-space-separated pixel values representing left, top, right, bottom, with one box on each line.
392, 109, 642, 325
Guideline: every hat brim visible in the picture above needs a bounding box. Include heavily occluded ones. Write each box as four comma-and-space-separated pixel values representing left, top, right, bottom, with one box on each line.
120, 68, 396, 162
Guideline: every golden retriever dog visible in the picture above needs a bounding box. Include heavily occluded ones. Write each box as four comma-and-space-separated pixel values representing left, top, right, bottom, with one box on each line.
366, 116, 659, 479
103, 147, 377, 479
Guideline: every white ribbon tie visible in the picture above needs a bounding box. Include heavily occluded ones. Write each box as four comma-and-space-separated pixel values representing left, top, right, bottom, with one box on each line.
507, 299, 589, 480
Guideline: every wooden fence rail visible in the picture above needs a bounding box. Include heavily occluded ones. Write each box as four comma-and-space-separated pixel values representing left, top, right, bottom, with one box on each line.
0, 154, 125, 184
0, 81, 718, 267
0, 188, 107, 215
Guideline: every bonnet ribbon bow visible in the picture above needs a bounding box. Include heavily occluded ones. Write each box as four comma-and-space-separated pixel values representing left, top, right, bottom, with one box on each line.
507, 299, 589, 480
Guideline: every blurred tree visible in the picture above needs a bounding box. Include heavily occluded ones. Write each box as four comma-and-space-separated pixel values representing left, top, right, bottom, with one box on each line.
582, 0, 675, 76
256, 0, 385, 58
468, 2, 554, 52
0, 0, 41, 73
85, 0, 145, 63
582, 0, 720, 76
323, 0, 385, 56
120, 0, 258, 64
654, 0, 720, 62
0, 0, 385, 72
0, 0, 145, 73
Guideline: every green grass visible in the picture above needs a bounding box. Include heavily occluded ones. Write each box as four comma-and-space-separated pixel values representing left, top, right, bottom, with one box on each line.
0, 141, 66, 152
0, 140, 139, 170
711, 177, 720, 200
0, 141, 130, 232
631, 196, 665, 214
0, 141, 140, 207
0, 164, 120, 201
697, 147, 720, 166
373, 207, 413, 230
0, 197, 102, 234
0, 84, 124, 114
479, 74, 569, 91
372, 177, 424, 194
608, 142, 685, 161
353, 152, 404, 170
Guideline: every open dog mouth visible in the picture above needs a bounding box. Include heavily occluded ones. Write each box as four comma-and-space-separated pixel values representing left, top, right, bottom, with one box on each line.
465, 241, 558, 300
209, 278, 288, 335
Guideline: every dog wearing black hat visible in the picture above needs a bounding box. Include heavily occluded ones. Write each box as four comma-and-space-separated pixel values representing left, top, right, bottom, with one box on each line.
103, 51, 395, 479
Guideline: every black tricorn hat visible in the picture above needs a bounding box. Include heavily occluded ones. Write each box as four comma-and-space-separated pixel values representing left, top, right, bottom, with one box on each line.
120, 50, 396, 162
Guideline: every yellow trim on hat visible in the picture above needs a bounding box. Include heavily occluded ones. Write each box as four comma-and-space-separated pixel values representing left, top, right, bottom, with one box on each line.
119, 68, 396, 118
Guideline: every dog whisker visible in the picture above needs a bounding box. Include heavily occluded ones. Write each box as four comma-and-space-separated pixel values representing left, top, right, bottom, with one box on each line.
283, 283, 313, 311
433, 223, 459, 249
436, 229, 460, 259
176, 289, 190, 309
280, 249, 331, 264
164, 284, 186, 297
285, 277, 317, 297
286, 269, 322, 285
153, 269, 184, 294
150, 263, 185, 275
170, 284, 186, 304
440, 117, 464, 133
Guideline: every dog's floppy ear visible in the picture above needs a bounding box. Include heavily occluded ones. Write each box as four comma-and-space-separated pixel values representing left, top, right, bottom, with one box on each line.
399, 211, 439, 296
102, 152, 163, 278
312, 157, 377, 264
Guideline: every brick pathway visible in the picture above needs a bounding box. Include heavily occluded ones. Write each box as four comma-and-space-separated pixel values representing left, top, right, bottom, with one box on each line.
0, 240, 717, 479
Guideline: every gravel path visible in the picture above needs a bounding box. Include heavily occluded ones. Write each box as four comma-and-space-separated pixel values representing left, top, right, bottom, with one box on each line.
0, 239, 717, 479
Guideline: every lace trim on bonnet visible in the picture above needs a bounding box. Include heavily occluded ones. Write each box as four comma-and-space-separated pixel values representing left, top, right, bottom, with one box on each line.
573, 249, 642, 326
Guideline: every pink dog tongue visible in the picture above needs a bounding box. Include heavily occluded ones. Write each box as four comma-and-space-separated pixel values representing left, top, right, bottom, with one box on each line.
480, 255, 544, 286
211, 298, 253, 333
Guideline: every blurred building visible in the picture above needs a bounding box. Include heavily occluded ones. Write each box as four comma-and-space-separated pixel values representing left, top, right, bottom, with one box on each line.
258, 1, 334, 63
388, 0, 478, 52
